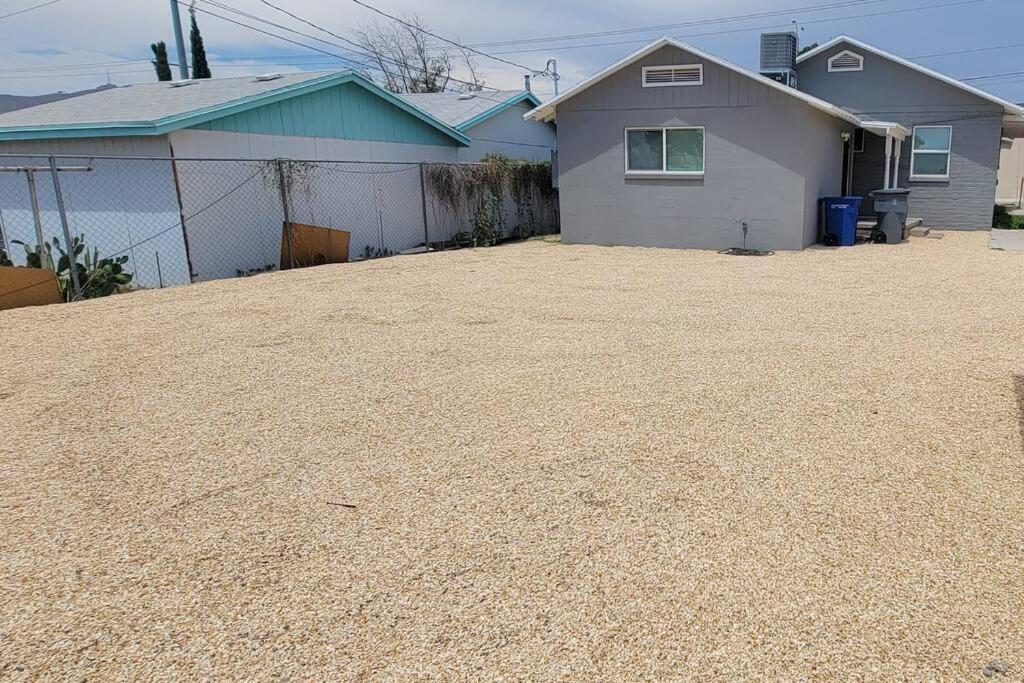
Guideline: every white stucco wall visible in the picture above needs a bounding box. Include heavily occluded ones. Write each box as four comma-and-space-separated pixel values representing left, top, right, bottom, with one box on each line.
166, 129, 449, 280
456, 102, 556, 163
167, 129, 459, 163
997, 137, 1024, 205
0, 136, 190, 288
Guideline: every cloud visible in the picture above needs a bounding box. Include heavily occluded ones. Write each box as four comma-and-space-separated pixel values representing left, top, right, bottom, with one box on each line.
0, 0, 1020, 102
16, 47, 69, 56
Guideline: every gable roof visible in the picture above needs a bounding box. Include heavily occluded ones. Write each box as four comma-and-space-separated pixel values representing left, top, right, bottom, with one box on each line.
0, 70, 471, 145
524, 37, 862, 126
796, 36, 1024, 121
399, 90, 541, 130
0, 84, 118, 115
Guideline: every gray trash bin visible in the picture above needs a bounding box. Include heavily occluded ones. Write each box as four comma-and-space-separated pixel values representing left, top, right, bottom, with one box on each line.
868, 188, 911, 244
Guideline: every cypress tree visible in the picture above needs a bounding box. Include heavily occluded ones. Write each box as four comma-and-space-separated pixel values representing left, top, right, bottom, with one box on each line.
150, 41, 172, 81
189, 6, 212, 79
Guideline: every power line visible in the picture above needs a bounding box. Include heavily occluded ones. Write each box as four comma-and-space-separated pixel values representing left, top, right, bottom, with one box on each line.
190, 0, 504, 97
349, 0, 536, 72
0, 0, 62, 20
0, 54, 352, 76
0, 59, 151, 74
470, 0, 893, 49
486, 0, 987, 56
962, 70, 1024, 82
187, 0, 517, 105
253, 0, 495, 90
183, 2, 380, 74
912, 41, 1024, 60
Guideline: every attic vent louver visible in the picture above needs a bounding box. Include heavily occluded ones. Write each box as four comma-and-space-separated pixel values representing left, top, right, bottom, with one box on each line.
255, 73, 283, 82
457, 93, 475, 100
641, 64, 703, 88
828, 50, 864, 72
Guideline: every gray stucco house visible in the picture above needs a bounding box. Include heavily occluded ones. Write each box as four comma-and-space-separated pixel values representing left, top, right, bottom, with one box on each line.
527, 36, 1024, 251
796, 36, 1024, 231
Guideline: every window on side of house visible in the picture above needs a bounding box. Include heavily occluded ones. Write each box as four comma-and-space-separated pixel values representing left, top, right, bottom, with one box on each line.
910, 125, 952, 180
625, 127, 705, 175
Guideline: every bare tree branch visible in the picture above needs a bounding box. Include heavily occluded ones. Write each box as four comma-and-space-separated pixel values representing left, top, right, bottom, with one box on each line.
350, 14, 485, 94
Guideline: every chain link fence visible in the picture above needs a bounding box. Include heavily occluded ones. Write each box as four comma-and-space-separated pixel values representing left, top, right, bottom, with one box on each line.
0, 154, 558, 306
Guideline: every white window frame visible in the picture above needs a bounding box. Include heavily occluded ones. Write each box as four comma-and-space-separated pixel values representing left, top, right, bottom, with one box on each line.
827, 50, 864, 73
909, 125, 952, 181
641, 64, 704, 88
623, 126, 705, 177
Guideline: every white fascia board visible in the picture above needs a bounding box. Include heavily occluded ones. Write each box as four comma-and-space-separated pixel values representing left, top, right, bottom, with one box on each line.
524, 36, 863, 127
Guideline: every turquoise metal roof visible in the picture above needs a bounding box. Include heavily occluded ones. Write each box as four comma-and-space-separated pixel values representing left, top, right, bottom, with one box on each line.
0, 71, 470, 146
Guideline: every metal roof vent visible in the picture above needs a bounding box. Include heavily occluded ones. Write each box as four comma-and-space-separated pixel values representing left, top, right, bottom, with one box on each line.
255, 73, 283, 82
457, 93, 475, 100
169, 79, 196, 88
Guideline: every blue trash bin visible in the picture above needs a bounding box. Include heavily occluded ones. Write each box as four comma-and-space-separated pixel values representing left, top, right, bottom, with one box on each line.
821, 197, 862, 246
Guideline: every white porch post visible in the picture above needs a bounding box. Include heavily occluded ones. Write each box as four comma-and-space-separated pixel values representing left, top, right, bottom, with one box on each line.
892, 138, 902, 189
883, 135, 893, 190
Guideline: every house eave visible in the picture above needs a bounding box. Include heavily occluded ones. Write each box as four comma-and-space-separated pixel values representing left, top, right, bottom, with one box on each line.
456, 91, 542, 131
0, 72, 472, 147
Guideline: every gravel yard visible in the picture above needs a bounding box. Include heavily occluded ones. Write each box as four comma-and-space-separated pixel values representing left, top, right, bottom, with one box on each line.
1, 231, 1022, 679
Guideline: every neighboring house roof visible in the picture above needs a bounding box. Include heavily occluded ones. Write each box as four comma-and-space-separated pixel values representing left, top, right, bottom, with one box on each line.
524, 37, 863, 126
0, 84, 117, 115
796, 36, 1024, 121
399, 90, 541, 130
0, 71, 471, 145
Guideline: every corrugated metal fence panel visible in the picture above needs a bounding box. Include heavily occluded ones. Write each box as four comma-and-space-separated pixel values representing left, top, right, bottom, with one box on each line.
189, 82, 457, 147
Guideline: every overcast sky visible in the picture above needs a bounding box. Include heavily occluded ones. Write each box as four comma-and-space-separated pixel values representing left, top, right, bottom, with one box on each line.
1, 0, 1023, 102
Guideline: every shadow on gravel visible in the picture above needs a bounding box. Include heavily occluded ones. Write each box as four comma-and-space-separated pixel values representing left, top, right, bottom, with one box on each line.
1014, 375, 1024, 450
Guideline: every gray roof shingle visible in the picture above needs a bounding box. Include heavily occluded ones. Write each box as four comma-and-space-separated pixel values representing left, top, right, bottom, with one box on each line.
399, 90, 533, 128
0, 71, 344, 128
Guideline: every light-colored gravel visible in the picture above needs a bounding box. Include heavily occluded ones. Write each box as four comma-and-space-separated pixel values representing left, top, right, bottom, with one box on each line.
1, 231, 1023, 680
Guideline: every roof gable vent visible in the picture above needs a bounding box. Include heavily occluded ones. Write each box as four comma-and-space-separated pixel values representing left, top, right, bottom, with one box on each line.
828, 50, 864, 72
255, 72, 283, 82
641, 64, 703, 88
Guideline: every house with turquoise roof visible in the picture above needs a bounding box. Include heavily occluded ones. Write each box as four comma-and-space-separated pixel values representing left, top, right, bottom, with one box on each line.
0, 71, 554, 284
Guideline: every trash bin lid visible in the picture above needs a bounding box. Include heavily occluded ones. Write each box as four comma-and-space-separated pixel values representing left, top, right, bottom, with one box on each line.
869, 188, 910, 198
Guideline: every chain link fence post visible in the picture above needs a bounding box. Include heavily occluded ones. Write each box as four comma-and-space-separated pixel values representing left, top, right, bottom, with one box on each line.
276, 158, 295, 269
24, 170, 50, 270
419, 163, 430, 252
48, 155, 83, 300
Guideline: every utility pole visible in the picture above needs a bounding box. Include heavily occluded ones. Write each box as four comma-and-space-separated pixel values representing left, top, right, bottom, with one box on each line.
169, 0, 189, 80
546, 58, 560, 95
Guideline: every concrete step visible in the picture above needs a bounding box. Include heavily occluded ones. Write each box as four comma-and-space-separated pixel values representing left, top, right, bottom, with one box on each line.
857, 217, 926, 236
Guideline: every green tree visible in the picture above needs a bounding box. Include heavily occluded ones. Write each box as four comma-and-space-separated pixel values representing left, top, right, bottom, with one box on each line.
150, 41, 172, 81
798, 42, 819, 56
189, 5, 212, 79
